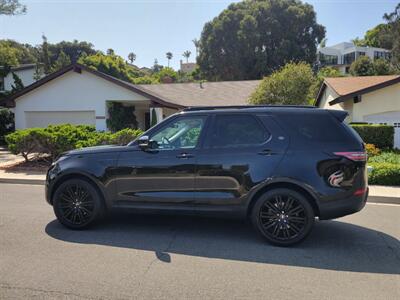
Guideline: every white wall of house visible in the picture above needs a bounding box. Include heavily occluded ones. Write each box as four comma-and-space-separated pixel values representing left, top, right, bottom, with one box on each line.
4, 68, 37, 91
14, 69, 151, 131
318, 82, 400, 148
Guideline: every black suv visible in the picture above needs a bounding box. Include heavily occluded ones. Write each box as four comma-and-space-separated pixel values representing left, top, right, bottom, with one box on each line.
46, 106, 368, 246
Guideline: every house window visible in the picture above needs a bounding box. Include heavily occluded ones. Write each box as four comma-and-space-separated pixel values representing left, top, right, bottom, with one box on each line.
319, 53, 338, 65
343, 52, 356, 65
374, 51, 391, 60
356, 51, 366, 57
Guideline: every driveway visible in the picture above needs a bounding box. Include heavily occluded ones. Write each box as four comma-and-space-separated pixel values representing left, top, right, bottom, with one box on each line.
0, 183, 399, 299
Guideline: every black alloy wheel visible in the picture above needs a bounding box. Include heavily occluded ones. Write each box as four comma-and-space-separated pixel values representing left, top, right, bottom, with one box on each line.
251, 188, 315, 246
53, 179, 104, 229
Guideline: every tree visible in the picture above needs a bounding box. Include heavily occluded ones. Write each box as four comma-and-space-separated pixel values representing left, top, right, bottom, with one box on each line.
182, 50, 191, 63
10, 72, 24, 92
152, 58, 162, 73
78, 52, 133, 82
249, 62, 315, 105
384, 3, 400, 70
48, 40, 96, 63
352, 24, 392, 49
128, 52, 136, 64
310, 66, 342, 101
0, 41, 19, 66
107, 48, 115, 56
0, 0, 26, 15
373, 58, 392, 75
198, 0, 325, 81
192, 38, 200, 57
33, 63, 44, 81
166, 52, 173, 67
349, 56, 375, 76
53, 50, 71, 71
0, 108, 14, 144
41, 35, 52, 75
106, 102, 138, 132
319, 38, 327, 48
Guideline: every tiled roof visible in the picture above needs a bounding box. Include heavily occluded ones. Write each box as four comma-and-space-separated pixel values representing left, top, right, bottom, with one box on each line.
325, 75, 400, 96
315, 75, 400, 106
136, 80, 261, 107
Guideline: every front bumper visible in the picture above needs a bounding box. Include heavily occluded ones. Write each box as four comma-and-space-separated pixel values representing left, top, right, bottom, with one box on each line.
318, 187, 368, 220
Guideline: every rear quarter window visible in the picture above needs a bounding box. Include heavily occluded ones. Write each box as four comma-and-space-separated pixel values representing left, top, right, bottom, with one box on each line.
278, 112, 361, 149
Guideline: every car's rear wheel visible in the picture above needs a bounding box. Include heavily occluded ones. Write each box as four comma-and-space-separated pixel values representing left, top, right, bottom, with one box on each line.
53, 179, 104, 229
251, 188, 315, 246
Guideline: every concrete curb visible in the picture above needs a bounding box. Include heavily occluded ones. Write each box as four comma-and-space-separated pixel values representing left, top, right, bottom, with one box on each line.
367, 195, 400, 205
0, 177, 45, 185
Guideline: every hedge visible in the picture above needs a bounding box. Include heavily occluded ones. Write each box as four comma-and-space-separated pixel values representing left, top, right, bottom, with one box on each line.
369, 162, 400, 186
368, 151, 400, 186
5, 124, 143, 162
351, 124, 394, 149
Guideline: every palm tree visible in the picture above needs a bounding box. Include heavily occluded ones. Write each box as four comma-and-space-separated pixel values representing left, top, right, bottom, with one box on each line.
182, 50, 191, 63
128, 52, 136, 64
192, 39, 200, 57
166, 52, 173, 67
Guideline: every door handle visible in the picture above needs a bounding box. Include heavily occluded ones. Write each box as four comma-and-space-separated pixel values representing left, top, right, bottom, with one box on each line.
258, 149, 279, 156
176, 153, 194, 159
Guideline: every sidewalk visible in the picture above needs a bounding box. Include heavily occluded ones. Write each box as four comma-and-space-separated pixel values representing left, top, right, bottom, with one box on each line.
0, 169, 398, 204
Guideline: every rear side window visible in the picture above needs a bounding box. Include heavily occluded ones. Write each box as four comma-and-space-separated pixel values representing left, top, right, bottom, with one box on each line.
210, 114, 269, 148
278, 112, 360, 147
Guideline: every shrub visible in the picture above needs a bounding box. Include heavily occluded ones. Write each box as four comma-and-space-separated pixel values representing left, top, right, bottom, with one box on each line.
365, 143, 380, 157
5, 124, 144, 162
368, 151, 400, 186
0, 108, 15, 143
111, 128, 142, 145
351, 124, 394, 149
5, 128, 50, 162
368, 151, 400, 164
368, 162, 400, 186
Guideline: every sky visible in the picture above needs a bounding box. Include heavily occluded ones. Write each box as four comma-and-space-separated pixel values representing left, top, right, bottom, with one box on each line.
0, 0, 398, 69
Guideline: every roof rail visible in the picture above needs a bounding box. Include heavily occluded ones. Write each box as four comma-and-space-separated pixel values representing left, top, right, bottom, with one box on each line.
183, 105, 316, 111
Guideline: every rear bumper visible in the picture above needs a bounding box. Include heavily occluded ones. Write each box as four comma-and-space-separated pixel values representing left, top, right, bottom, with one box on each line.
318, 187, 368, 220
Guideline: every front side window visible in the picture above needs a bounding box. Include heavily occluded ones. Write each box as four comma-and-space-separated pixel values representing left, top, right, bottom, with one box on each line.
150, 116, 206, 150
210, 114, 269, 148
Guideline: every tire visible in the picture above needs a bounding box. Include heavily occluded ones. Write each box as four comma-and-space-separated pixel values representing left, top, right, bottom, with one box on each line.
53, 179, 104, 229
251, 188, 315, 246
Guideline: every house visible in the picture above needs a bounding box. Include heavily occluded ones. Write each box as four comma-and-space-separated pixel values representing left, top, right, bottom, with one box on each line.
180, 60, 197, 73
2, 63, 260, 131
317, 42, 391, 74
0, 64, 41, 93
315, 75, 400, 148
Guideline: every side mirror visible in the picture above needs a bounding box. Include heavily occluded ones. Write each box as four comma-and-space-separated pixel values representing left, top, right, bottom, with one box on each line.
138, 135, 150, 150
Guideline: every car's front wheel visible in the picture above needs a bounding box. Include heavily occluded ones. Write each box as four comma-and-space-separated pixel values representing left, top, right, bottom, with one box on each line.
53, 179, 104, 229
251, 188, 315, 246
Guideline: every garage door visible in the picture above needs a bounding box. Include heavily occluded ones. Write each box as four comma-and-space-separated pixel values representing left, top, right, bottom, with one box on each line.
25, 111, 96, 128
364, 111, 400, 149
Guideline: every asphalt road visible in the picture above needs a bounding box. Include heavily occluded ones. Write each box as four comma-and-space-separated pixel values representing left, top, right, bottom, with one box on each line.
0, 183, 399, 300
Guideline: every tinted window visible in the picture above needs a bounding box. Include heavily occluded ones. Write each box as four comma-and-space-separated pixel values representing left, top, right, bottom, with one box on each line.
150, 116, 206, 150
210, 115, 269, 148
278, 113, 358, 146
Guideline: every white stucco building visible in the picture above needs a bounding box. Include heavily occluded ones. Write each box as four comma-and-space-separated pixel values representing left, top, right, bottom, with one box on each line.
2, 64, 260, 131
0, 64, 41, 92
315, 75, 400, 148
317, 42, 391, 74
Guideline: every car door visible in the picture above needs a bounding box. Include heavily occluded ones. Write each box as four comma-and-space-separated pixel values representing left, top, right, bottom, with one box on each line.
115, 114, 208, 205
195, 113, 289, 206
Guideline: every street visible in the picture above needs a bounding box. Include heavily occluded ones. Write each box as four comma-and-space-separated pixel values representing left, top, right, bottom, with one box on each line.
0, 183, 399, 300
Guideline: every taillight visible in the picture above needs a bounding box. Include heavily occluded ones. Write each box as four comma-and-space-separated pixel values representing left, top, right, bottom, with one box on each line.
333, 151, 367, 162
354, 188, 367, 196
